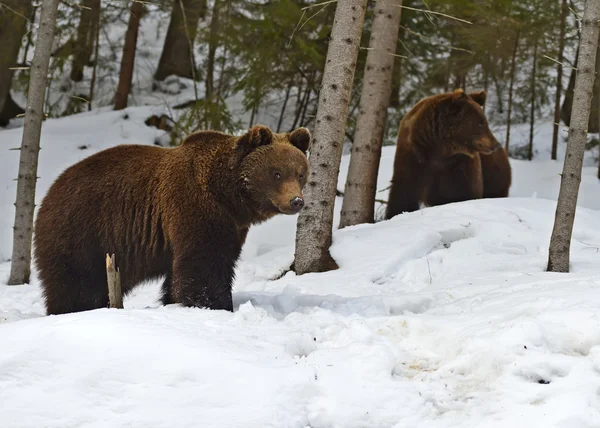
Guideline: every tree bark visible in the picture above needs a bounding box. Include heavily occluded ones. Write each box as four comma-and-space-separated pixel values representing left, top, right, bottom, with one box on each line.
7, 0, 60, 285
114, 1, 145, 111
70, 0, 101, 82
106, 254, 124, 309
154, 0, 205, 82
547, 0, 600, 273
505, 30, 520, 151
0, 0, 32, 123
293, 0, 368, 275
528, 38, 538, 161
551, 0, 568, 160
339, 0, 403, 228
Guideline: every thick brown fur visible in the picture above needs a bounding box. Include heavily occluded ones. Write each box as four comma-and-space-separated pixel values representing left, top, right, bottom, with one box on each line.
385, 89, 511, 219
34, 125, 311, 315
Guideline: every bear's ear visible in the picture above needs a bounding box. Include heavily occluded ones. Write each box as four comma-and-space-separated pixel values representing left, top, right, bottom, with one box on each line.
236, 125, 274, 156
288, 127, 311, 155
469, 91, 487, 107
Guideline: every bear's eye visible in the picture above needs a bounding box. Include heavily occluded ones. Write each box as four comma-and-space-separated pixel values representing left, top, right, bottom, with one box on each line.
299, 174, 304, 181
274, 171, 282, 180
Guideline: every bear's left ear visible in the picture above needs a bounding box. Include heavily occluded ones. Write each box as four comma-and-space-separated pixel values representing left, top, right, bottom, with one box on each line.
237, 125, 274, 156
288, 127, 311, 155
469, 91, 487, 108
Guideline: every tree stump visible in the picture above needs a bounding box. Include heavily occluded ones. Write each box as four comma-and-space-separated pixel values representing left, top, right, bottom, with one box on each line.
106, 253, 123, 309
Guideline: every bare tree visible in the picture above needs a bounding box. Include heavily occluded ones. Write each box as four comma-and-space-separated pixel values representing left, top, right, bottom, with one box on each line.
0, 0, 32, 125
7, 0, 60, 285
551, 0, 568, 160
293, 0, 368, 275
154, 0, 206, 82
339, 0, 403, 228
114, 1, 145, 110
547, 0, 600, 273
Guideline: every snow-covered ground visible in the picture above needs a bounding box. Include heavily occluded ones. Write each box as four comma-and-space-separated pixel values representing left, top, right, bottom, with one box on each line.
1, 108, 600, 427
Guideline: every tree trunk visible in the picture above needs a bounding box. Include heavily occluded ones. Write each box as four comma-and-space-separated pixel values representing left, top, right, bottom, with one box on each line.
505, 30, 520, 151
154, 0, 205, 82
293, 0, 368, 275
205, 0, 220, 108
547, 0, 600, 273
7, 0, 60, 285
528, 38, 538, 161
70, 0, 101, 82
114, 1, 145, 111
339, 0, 403, 228
88, 1, 101, 111
551, 0, 568, 160
0, 0, 32, 123
277, 84, 292, 132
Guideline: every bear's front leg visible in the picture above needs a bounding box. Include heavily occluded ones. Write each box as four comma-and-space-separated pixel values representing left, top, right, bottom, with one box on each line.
170, 220, 242, 312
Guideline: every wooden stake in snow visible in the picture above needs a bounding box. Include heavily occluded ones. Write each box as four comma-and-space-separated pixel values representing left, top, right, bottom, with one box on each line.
547, 0, 600, 273
106, 253, 123, 309
7, 0, 60, 285
293, 0, 368, 275
339, 0, 403, 228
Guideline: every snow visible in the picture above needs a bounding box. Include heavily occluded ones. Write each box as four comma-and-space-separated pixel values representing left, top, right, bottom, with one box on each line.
2, 107, 600, 427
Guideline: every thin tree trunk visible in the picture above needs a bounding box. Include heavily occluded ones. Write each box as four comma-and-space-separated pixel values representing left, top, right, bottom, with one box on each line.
293, 0, 368, 275
0, 0, 32, 122
551, 0, 568, 160
7, 0, 60, 285
114, 1, 145, 110
505, 30, 520, 151
547, 0, 600, 273
277, 84, 292, 132
528, 38, 538, 161
70, 0, 101, 82
205, 0, 220, 107
339, 0, 403, 228
88, 3, 101, 111
291, 81, 310, 130
154, 0, 205, 81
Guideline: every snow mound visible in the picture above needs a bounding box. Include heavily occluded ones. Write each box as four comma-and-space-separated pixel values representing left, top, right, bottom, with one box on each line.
2, 197, 600, 428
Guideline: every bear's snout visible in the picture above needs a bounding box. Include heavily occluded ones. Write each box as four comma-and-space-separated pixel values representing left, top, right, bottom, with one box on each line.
290, 197, 304, 213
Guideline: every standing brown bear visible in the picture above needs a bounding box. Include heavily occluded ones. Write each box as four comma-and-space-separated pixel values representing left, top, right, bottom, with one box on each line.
385, 89, 511, 219
34, 125, 311, 315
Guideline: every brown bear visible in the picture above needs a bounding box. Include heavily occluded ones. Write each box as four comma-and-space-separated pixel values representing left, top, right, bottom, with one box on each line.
33, 125, 311, 315
385, 89, 511, 219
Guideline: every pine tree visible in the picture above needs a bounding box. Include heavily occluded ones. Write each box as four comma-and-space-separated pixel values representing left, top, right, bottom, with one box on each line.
547, 0, 600, 273
339, 0, 403, 228
294, 0, 368, 275
8, 0, 60, 285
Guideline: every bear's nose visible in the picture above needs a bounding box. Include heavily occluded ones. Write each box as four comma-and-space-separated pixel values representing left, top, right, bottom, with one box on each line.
290, 197, 304, 213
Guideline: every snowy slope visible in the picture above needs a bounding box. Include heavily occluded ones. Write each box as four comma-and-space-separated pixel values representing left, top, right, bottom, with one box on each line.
1, 109, 600, 428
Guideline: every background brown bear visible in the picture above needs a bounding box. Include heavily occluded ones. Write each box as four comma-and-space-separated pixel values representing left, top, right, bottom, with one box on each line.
33, 125, 311, 315
385, 89, 511, 219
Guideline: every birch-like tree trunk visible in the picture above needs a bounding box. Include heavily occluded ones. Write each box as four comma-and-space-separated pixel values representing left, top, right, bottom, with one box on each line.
114, 1, 145, 110
339, 0, 403, 228
551, 0, 568, 161
293, 0, 368, 275
7, 0, 60, 285
547, 0, 600, 273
